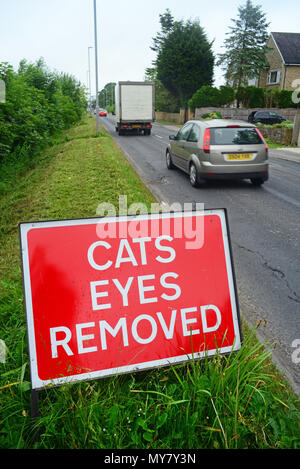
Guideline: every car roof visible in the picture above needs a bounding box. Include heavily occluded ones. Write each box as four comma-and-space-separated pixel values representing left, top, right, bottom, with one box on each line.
255, 110, 280, 114
188, 119, 256, 128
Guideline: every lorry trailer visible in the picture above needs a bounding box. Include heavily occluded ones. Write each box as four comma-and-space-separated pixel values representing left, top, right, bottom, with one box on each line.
115, 81, 155, 136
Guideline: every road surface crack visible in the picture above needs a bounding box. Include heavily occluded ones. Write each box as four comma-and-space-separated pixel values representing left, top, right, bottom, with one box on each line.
234, 242, 300, 304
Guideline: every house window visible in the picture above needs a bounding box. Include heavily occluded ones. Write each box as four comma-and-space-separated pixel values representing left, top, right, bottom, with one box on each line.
248, 77, 257, 86
267, 70, 281, 84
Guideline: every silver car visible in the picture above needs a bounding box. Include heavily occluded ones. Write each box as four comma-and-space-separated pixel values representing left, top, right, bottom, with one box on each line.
166, 119, 269, 187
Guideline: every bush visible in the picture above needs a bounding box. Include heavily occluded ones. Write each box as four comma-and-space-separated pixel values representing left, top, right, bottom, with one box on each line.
236, 86, 265, 108
189, 85, 298, 111
274, 120, 294, 128
0, 59, 87, 165
278, 90, 296, 108
201, 111, 222, 119
218, 86, 235, 106
256, 121, 294, 129
188, 86, 220, 109
188, 85, 235, 110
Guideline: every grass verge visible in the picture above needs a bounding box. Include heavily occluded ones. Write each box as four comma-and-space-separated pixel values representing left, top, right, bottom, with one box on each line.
264, 137, 297, 149
0, 116, 299, 449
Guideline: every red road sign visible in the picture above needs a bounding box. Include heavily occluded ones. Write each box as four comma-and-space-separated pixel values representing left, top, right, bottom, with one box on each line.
19, 210, 242, 390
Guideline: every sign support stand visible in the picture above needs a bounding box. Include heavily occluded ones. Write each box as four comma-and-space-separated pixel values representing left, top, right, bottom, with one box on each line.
31, 389, 39, 419
30, 389, 41, 443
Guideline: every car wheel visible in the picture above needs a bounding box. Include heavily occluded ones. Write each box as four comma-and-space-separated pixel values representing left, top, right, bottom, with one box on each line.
189, 163, 201, 187
251, 178, 265, 186
166, 150, 174, 169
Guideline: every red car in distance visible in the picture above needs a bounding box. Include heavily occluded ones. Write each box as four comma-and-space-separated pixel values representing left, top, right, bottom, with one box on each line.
99, 109, 107, 117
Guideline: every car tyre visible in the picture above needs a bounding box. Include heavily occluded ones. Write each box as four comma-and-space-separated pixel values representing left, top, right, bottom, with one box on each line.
166, 150, 175, 169
251, 178, 265, 186
189, 162, 201, 188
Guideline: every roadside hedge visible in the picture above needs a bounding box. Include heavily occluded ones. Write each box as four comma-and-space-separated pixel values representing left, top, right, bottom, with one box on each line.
0, 58, 87, 163
188, 85, 235, 109
188, 85, 299, 110
237, 86, 298, 108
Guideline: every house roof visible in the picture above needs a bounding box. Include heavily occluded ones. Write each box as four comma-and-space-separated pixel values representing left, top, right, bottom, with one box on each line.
271, 32, 300, 65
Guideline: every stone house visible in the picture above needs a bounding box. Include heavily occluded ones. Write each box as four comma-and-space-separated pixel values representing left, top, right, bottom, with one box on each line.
251, 32, 300, 90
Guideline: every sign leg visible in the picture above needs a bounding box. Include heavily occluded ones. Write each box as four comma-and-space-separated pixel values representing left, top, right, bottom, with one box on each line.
30, 389, 42, 444
31, 389, 39, 419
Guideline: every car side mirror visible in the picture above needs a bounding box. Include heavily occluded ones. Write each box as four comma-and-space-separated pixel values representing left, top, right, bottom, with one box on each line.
169, 135, 176, 140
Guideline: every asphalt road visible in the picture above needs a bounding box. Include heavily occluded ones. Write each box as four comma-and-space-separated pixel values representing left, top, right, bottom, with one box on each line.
100, 114, 300, 395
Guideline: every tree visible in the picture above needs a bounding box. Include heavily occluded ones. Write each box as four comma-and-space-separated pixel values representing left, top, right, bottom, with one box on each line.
99, 82, 116, 110
150, 9, 175, 58
217, 0, 270, 89
144, 67, 180, 113
155, 18, 214, 107
146, 9, 180, 111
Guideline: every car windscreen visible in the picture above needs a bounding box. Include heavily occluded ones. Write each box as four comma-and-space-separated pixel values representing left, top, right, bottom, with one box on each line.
210, 127, 263, 145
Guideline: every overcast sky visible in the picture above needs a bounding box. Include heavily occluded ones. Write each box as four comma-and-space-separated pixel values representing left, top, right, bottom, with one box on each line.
1, 0, 300, 96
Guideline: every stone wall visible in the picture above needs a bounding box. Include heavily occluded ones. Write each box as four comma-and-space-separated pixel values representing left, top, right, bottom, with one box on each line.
258, 126, 293, 145
155, 108, 295, 145
155, 108, 194, 125
194, 107, 297, 122
155, 110, 184, 124
156, 107, 297, 124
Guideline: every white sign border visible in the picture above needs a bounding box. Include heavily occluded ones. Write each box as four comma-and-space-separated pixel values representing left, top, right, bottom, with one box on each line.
19, 209, 242, 390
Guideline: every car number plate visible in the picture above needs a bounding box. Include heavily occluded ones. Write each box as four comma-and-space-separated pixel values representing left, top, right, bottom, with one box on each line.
227, 153, 252, 160
132, 125, 141, 128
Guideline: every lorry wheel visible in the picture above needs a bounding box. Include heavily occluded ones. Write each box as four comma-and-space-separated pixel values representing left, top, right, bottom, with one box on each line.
145, 129, 151, 136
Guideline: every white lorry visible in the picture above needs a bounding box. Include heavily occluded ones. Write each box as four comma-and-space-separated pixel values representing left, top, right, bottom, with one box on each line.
115, 81, 155, 136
